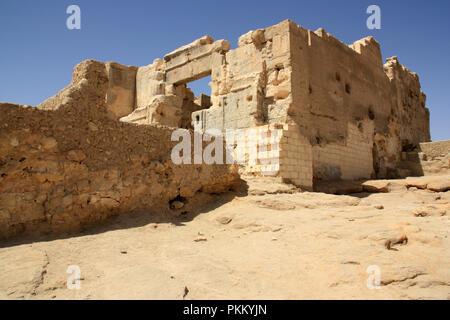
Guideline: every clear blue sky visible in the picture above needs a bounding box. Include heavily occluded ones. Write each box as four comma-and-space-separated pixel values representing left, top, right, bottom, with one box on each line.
0, 0, 448, 141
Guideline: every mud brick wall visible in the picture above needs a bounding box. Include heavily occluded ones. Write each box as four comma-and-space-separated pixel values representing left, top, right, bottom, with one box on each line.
0, 60, 239, 240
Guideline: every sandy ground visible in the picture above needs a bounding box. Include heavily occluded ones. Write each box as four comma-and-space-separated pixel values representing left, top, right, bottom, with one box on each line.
0, 176, 449, 300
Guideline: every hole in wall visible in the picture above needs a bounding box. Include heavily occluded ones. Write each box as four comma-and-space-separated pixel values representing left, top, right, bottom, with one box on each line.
401, 140, 417, 152
345, 83, 351, 94
308, 85, 313, 94
358, 122, 364, 132
335, 72, 341, 82
275, 64, 284, 72
169, 195, 187, 209
187, 75, 212, 99
368, 106, 375, 120
177, 74, 213, 130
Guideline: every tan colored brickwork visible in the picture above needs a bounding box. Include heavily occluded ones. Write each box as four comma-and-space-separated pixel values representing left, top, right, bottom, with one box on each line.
226, 123, 313, 190
313, 122, 374, 181
399, 140, 450, 177
225, 124, 281, 176
278, 124, 313, 189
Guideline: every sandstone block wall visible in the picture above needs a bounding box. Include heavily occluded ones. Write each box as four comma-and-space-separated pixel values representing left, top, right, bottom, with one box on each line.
225, 125, 281, 176
193, 22, 293, 132
224, 123, 313, 190
244, 137, 274, 175
104, 62, 137, 119
0, 60, 239, 240
399, 140, 450, 176
135, 59, 166, 108
312, 122, 374, 181
278, 124, 313, 189
419, 140, 450, 158
164, 35, 230, 85
418, 141, 450, 175
285, 21, 429, 180
188, 20, 430, 183
123, 50, 214, 130
91, 20, 432, 185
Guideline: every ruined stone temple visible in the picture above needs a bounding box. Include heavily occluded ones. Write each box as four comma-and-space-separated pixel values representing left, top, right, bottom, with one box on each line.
116, 20, 430, 188
0, 20, 439, 239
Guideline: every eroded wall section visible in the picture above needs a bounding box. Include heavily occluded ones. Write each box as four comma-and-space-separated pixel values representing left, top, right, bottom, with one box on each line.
193, 22, 293, 131
0, 60, 239, 240
288, 21, 430, 180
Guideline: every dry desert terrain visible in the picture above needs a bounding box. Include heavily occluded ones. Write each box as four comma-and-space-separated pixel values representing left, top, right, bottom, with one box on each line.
1, 175, 449, 300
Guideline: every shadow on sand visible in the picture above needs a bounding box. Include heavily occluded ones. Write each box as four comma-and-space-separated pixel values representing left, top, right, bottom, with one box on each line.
0, 180, 249, 249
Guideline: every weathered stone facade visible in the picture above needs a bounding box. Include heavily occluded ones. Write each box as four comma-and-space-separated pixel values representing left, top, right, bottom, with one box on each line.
400, 140, 450, 176
114, 20, 431, 189
0, 19, 437, 239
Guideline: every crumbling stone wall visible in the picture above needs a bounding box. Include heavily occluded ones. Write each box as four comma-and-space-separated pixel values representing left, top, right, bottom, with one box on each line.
189, 20, 429, 184
288, 21, 430, 180
312, 122, 374, 181
224, 123, 313, 189
105, 62, 137, 119
122, 44, 219, 130
112, 19, 430, 186
278, 124, 313, 188
0, 60, 239, 240
418, 141, 450, 175
27, 19, 431, 193
0, 20, 436, 239
193, 22, 292, 131
399, 140, 450, 176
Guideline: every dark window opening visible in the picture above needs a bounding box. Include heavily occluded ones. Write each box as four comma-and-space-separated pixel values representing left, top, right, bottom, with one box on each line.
345, 83, 351, 94
368, 106, 375, 120
335, 72, 341, 82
